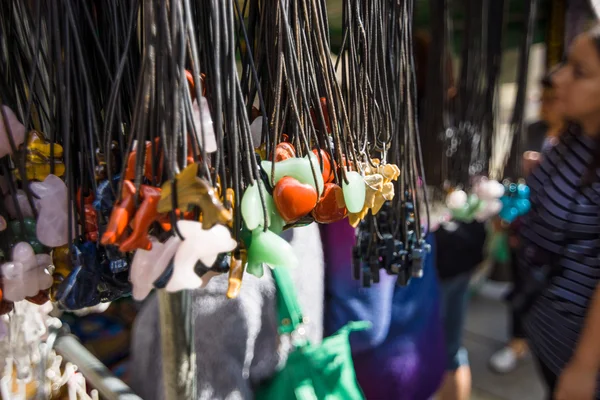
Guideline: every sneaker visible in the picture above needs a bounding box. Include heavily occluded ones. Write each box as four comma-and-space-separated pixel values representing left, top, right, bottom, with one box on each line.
489, 346, 529, 373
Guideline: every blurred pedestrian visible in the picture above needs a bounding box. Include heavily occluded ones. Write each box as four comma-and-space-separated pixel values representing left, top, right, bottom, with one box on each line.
489, 71, 565, 374
435, 220, 487, 400
511, 27, 600, 400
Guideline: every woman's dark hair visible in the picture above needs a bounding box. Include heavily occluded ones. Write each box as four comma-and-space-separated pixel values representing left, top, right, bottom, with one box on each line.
581, 26, 600, 186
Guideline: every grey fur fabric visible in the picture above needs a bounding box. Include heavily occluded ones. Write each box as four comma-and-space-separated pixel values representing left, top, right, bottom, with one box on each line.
129, 223, 324, 400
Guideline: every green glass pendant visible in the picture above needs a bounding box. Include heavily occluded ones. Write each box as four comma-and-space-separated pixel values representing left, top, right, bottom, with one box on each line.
241, 181, 268, 231
247, 229, 298, 270
451, 206, 472, 222
241, 181, 286, 233
467, 194, 481, 210
246, 261, 265, 278
261, 154, 324, 195
266, 195, 286, 234
342, 171, 366, 213
452, 195, 481, 222
8, 218, 50, 254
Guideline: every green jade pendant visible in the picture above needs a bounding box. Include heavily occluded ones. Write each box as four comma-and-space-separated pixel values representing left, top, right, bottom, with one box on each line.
240, 181, 285, 233
452, 194, 481, 222
261, 153, 324, 196
6, 218, 50, 254
342, 171, 366, 213
267, 195, 285, 234
241, 180, 269, 231
246, 228, 298, 277
246, 260, 265, 278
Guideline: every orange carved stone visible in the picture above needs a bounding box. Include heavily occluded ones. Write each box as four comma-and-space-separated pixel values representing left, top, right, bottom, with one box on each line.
101, 180, 136, 245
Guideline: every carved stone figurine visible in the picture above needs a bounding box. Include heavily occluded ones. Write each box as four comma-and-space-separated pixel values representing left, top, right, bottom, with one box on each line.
0, 242, 53, 302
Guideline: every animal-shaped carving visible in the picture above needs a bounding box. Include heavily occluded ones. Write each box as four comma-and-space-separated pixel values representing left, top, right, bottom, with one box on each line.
0, 242, 52, 302
118, 185, 161, 252
101, 180, 136, 246
167, 220, 236, 292
158, 163, 232, 229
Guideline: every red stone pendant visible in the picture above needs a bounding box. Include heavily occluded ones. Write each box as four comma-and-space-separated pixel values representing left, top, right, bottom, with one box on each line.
312, 149, 335, 183
273, 176, 318, 223
312, 183, 348, 223
275, 142, 296, 162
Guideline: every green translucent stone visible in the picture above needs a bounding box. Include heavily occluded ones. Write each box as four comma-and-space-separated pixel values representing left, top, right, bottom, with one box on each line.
241, 181, 269, 231
29, 239, 48, 255
9, 217, 37, 236
473, 197, 486, 215
241, 181, 286, 233
467, 194, 480, 210
451, 195, 481, 222
246, 261, 264, 278
451, 206, 472, 222
261, 154, 324, 195
7, 218, 50, 254
247, 229, 298, 270
266, 195, 285, 234
342, 171, 366, 213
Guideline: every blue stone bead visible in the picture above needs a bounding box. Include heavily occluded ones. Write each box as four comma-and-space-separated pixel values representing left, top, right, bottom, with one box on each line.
516, 199, 531, 215
517, 184, 530, 199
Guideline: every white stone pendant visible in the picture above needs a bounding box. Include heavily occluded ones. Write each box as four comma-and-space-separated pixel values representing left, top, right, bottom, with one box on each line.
167, 221, 237, 292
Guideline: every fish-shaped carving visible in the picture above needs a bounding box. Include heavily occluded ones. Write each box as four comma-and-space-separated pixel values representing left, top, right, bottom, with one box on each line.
158, 163, 232, 229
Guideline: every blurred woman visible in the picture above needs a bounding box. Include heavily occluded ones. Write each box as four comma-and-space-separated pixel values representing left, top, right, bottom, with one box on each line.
489, 72, 566, 374
436, 220, 487, 400
513, 27, 600, 399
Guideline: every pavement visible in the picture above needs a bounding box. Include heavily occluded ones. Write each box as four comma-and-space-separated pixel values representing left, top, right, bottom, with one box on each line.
466, 282, 547, 400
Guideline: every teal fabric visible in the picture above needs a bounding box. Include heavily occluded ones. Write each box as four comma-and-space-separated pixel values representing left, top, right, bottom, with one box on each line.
256, 267, 368, 400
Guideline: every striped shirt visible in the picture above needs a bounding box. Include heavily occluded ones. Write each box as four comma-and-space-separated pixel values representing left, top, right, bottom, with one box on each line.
519, 128, 600, 387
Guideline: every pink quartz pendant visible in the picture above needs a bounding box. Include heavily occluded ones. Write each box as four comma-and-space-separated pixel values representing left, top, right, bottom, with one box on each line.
1, 242, 52, 302
30, 175, 69, 247
130, 236, 181, 301
0, 106, 26, 158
